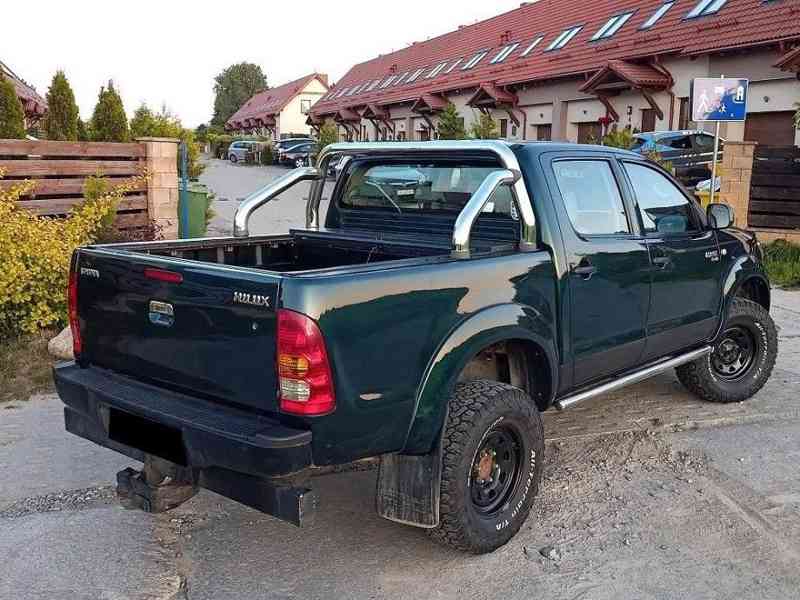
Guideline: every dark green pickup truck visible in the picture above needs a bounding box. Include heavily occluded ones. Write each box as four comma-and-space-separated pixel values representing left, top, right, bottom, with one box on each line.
55, 141, 777, 554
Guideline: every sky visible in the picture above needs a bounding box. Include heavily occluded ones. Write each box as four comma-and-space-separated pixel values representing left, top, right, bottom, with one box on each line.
2, 0, 524, 128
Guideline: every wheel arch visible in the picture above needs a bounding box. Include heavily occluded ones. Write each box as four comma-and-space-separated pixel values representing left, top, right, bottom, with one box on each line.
401, 303, 558, 455
715, 255, 771, 340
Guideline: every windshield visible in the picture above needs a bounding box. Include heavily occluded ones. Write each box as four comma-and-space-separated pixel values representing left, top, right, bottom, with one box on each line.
339, 161, 517, 217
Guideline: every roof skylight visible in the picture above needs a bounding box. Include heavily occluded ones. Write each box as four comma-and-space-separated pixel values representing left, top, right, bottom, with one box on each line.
405, 68, 426, 84
462, 50, 489, 70
546, 26, 583, 51
686, 0, 728, 18
591, 12, 634, 40
444, 58, 463, 73
490, 43, 520, 64
427, 61, 449, 78
641, 1, 675, 29
366, 79, 382, 92
520, 36, 544, 57
394, 72, 409, 85
380, 76, 396, 88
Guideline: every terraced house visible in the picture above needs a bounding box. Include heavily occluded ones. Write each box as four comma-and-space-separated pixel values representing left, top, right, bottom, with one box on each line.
309, 0, 800, 146
225, 73, 329, 140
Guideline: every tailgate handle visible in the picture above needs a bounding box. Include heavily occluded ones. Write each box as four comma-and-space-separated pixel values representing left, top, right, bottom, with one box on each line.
149, 301, 175, 327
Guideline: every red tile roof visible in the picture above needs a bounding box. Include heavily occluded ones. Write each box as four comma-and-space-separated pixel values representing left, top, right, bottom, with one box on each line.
227, 73, 328, 127
312, 0, 800, 117
775, 45, 800, 71
580, 59, 672, 91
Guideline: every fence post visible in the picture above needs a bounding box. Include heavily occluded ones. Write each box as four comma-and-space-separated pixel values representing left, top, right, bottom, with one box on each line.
137, 137, 180, 239
718, 140, 757, 228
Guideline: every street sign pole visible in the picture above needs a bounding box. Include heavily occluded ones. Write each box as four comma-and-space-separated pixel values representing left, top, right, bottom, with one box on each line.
708, 75, 724, 206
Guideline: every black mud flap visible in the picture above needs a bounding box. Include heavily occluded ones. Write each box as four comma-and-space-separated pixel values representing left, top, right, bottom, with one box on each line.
376, 443, 441, 529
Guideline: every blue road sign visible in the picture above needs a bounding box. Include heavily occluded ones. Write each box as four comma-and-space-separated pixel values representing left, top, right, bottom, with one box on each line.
691, 77, 749, 122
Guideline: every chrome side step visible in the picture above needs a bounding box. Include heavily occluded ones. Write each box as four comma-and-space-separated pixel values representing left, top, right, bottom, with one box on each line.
555, 346, 713, 411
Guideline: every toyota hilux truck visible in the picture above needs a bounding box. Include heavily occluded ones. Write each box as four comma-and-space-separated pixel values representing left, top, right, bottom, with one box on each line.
54, 140, 777, 554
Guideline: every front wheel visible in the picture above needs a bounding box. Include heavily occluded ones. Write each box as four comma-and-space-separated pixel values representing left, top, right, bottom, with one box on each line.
429, 381, 544, 554
229, 154, 238, 163
294, 157, 307, 168
676, 298, 777, 403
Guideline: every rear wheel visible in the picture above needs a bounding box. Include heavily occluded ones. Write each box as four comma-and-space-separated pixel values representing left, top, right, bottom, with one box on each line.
676, 298, 777, 403
294, 157, 306, 168
429, 381, 544, 554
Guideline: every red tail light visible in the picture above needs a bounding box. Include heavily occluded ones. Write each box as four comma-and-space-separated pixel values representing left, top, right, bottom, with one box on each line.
277, 309, 335, 416
144, 268, 183, 284
67, 269, 82, 357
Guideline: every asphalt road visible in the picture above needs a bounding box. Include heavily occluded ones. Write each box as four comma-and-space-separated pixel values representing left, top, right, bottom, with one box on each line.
200, 159, 331, 237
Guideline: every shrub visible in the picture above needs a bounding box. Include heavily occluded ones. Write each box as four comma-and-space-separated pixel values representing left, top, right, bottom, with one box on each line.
437, 103, 467, 140
130, 103, 205, 179
77, 118, 90, 141
470, 113, 498, 140
0, 170, 147, 336
260, 143, 274, 165
315, 120, 339, 160
45, 71, 79, 141
763, 239, 800, 288
600, 127, 634, 149
91, 81, 130, 142
0, 74, 26, 139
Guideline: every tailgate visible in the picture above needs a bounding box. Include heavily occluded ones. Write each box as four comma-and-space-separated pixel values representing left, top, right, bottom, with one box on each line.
75, 248, 282, 413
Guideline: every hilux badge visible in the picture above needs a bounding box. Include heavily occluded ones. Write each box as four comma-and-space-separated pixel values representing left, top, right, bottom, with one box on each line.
233, 291, 270, 309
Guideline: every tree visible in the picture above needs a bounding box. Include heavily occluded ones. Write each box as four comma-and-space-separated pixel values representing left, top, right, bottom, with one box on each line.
470, 113, 498, 140
0, 75, 26, 139
315, 120, 339, 160
794, 102, 799, 129
77, 118, 90, 141
436, 103, 467, 140
91, 81, 130, 142
45, 71, 79, 141
211, 63, 267, 128
130, 103, 205, 179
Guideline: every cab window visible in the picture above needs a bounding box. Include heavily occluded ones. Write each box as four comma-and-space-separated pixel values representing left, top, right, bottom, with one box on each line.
553, 160, 630, 236
624, 162, 700, 234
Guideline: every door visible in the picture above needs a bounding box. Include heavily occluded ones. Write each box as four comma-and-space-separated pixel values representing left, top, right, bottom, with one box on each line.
577, 122, 602, 144
641, 109, 657, 133
537, 124, 552, 141
621, 160, 724, 359
549, 157, 652, 386
745, 111, 797, 146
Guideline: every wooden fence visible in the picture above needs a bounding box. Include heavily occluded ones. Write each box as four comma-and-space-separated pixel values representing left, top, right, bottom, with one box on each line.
0, 139, 149, 232
748, 145, 800, 230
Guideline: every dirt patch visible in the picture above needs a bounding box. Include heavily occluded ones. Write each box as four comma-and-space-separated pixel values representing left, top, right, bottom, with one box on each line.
0, 331, 57, 402
0, 486, 115, 519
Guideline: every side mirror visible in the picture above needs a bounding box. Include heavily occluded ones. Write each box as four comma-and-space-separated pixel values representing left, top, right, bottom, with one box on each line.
707, 203, 734, 230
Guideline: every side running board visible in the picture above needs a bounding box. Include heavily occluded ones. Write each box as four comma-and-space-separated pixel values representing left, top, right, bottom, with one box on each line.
556, 346, 713, 411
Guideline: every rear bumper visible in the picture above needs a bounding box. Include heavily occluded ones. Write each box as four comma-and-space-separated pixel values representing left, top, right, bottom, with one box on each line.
54, 362, 316, 524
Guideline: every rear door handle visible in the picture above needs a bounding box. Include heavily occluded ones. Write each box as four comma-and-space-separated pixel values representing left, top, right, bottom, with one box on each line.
652, 256, 671, 270
571, 263, 598, 280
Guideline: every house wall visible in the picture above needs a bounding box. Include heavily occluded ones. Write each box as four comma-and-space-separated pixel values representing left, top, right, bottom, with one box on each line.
276, 78, 329, 140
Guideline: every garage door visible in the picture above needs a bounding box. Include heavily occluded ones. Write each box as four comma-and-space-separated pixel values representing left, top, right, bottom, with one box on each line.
744, 111, 797, 146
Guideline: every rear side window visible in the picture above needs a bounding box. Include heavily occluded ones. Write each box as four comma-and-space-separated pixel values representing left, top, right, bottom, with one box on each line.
667, 135, 693, 150
624, 162, 699, 234
553, 160, 630, 235
339, 162, 516, 217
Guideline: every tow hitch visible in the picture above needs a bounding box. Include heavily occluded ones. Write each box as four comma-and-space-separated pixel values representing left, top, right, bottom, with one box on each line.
117, 457, 198, 513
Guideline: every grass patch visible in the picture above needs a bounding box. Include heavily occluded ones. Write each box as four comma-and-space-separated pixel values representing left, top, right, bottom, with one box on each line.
763, 240, 800, 289
0, 330, 58, 402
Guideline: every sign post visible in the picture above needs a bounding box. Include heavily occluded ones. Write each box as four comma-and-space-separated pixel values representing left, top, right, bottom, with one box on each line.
690, 76, 748, 205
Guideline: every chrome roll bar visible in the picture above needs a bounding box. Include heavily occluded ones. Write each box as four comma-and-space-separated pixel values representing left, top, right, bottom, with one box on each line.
233, 167, 322, 238
452, 169, 519, 257
309, 141, 537, 254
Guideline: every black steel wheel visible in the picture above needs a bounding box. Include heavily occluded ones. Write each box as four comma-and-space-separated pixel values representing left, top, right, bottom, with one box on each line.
429, 380, 544, 554
677, 298, 777, 403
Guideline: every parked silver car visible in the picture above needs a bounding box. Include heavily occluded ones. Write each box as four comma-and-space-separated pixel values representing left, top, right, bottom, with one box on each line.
227, 141, 259, 163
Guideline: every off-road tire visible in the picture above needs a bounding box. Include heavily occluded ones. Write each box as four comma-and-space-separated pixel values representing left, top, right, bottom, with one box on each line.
676, 298, 777, 403
428, 381, 544, 554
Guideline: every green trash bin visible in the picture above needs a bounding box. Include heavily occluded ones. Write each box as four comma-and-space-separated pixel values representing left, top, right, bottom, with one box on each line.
179, 183, 210, 239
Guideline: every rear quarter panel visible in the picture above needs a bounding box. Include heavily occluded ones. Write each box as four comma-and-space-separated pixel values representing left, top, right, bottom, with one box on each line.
281, 251, 557, 463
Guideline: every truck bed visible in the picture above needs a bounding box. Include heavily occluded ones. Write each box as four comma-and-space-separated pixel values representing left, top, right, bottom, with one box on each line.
107, 229, 456, 273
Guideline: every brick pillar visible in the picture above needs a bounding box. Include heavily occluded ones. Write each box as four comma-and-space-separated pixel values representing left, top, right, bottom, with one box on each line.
718, 140, 756, 228
137, 137, 180, 239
